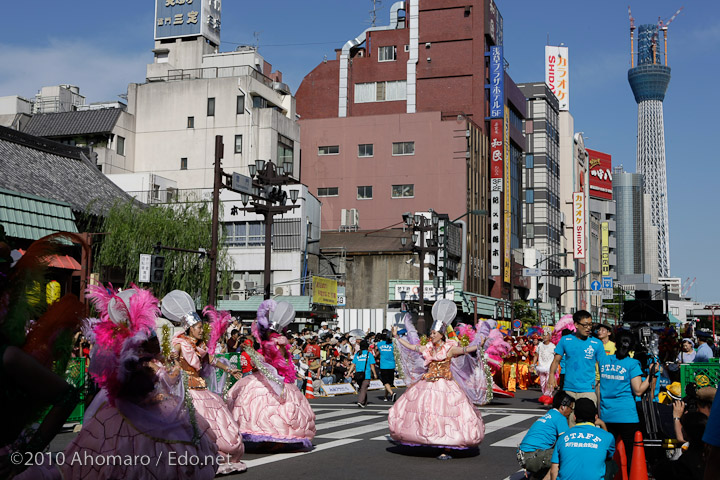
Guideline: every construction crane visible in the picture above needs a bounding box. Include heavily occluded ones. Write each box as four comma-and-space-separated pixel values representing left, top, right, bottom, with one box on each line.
681, 277, 696, 297
658, 6, 684, 66
628, 5, 636, 67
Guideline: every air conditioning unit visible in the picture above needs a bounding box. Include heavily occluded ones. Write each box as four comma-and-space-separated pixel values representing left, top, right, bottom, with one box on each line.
232, 279, 246, 292
340, 208, 359, 227
274, 286, 290, 296
229, 293, 243, 301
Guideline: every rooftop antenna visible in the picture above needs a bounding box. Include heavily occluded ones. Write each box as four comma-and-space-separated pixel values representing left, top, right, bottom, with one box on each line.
658, 6, 684, 66
628, 5, 636, 68
253, 31, 261, 50
370, 0, 382, 27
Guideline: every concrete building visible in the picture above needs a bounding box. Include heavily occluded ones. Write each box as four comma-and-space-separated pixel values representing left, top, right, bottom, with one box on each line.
0, 95, 33, 130
297, 0, 525, 307
613, 165, 646, 278
32, 85, 86, 114
517, 83, 562, 312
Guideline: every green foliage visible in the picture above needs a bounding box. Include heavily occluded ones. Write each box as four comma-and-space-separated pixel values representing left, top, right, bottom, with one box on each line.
513, 300, 538, 328
94, 201, 232, 304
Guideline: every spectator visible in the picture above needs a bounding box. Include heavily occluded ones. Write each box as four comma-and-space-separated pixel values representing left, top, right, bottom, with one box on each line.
317, 321, 329, 338
703, 382, 720, 480
673, 386, 716, 442
677, 338, 697, 363
304, 334, 321, 361
320, 359, 336, 384
375, 331, 397, 402
550, 398, 616, 480
517, 391, 574, 480
227, 329, 241, 353
695, 331, 714, 362
548, 310, 606, 413
594, 323, 616, 355
339, 337, 352, 356
346, 340, 376, 408
653, 411, 708, 480
598, 330, 656, 469
239, 339, 254, 377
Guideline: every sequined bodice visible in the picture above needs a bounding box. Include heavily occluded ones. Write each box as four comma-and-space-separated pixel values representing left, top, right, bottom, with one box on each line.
422, 359, 453, 382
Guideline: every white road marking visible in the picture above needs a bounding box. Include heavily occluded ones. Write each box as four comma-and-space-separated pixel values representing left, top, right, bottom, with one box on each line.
484, 414, 537, 434
242, 439, 361, 468
316, 415, 380, 430
491, 429, 528, 448
316, 420, 390, 439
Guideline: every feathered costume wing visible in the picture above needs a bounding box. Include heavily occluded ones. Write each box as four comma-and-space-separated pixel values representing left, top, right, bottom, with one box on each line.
203, 305, 230, 355
551, 314, 576, 345
394, 313, 426, 385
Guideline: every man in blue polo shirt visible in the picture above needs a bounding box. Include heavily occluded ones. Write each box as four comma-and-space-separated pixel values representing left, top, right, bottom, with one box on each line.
517, 391, 574, 479
548, 310, 606, 416
550, 398, 616, 480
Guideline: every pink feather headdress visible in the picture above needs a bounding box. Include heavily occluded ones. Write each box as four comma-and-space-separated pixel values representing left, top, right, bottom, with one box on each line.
551, 314, 576, 345
85, 283, 160, 404
203, 305, 230, 355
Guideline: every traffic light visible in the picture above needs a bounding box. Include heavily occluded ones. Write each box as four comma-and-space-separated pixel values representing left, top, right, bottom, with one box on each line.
150, 254, 165, 283
549, 269, 574, 277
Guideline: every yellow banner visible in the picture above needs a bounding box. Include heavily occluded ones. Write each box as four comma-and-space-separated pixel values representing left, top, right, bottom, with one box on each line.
601, 222, 610, 276
503, 105, 511, 283
312, 276, 338, 306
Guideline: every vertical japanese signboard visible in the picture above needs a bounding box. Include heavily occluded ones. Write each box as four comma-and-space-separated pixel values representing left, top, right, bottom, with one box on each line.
155, 0, 221, 46
485, 0, 503, 47
545, 46, 569, 111
601, 222, 610, 277
490, 119, 503, 191
491, 191, 502, 276
586, 148, 613, 200
573, 192, 585, 259
489, 46, 504, 119
503, 105, 511, 283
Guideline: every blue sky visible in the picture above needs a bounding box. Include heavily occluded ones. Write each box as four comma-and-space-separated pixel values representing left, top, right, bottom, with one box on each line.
1, 1, 718, 302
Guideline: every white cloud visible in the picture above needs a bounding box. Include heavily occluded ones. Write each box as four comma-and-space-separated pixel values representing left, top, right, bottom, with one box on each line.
0, 39, 148, 104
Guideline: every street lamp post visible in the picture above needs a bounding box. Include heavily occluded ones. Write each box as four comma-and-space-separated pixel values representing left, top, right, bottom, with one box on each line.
442, 209, 488, 297
707, 304, 720, 342
532, 252, 568, 324
401, 210, 440, 333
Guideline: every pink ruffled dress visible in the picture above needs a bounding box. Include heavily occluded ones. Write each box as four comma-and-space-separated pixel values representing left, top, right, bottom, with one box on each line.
388, 340, 485, 449
226, 333, 316, 448
172, 334, 246, 474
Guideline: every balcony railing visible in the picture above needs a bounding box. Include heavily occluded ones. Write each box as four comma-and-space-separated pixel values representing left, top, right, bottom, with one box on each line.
147, 66, 274, 89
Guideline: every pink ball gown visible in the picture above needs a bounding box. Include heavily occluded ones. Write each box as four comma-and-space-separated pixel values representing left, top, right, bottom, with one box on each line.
172, 334, 246, 474
226, 332, 316, 448
388, 340, 485, 449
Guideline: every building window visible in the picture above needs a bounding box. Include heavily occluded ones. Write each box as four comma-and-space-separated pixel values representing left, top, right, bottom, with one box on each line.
378, 46, 397, 62
526, 189, 534, 204
392, 141, 415, 156
236, 95, 245, 114
277, 135, 293, 172
234, 135, 242, 154
318, 145, 339, 155
317, 187, 339, 197
357, 186, 373, 199
116, 135, 125, 156
404, 44, 410, 52
354, 80, 406, 103
358, 144, 374, 157
526, 154, 534, 168
207, 97, 215, 116
152, 184, 160, 200
392, 184, 414, 198
187, 116, 194, 128
180, 157, 188, 170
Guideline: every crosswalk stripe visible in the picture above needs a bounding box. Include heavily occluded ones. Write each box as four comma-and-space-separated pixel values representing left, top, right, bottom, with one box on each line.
315, 409, 376, 421
316, 420, 389, 439
242, 438, 361, 468
316, 414, 379, 430
490, 429, 528, 448
484, 414, 537, 434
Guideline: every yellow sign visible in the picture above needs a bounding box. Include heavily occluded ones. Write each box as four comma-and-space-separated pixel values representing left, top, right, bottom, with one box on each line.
312, 276, 338, 306
601, 222, 610, 276
46, 280, 61, 305
503, 105, 511, 283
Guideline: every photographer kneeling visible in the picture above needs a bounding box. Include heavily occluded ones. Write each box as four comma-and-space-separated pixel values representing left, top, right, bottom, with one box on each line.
598, 330, 657, 470
517, 391, 574, 480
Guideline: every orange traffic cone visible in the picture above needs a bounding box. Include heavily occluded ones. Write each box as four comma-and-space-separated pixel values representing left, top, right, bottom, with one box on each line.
613, 437, 628, 480
305, 371, 315, 399
629, 431, 647, 480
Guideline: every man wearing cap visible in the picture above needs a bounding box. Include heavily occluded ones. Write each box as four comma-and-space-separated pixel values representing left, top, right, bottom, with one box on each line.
695, 332, 714, 363
517, 391, 574, 480
594, 323, 615, 355
550, 398, 616, 480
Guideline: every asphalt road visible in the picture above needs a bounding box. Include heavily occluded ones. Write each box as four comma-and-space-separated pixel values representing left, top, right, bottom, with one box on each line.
47, 387, 546, 480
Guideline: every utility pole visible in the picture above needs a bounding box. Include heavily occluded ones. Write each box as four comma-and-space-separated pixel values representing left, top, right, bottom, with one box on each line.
209, 135, 223, 305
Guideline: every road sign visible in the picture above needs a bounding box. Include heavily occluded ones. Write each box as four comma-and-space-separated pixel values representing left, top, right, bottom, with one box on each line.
232, 172, 252, 194
512, 319, 522, 329
139, 254, 151, 283
602, 276, 613, 289
591, 280, 601, 291
337, 286, 346, 307
523, 268, 542, 277
591, 290, 602, 297
602, 288, 613, 300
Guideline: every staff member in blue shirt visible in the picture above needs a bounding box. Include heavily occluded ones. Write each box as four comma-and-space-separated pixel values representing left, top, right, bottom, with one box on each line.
374, 330, 397, 402
598, 330, 656, 471
550, 398, 615, 480
548, 311, 606, 414
517, 391, 574, 480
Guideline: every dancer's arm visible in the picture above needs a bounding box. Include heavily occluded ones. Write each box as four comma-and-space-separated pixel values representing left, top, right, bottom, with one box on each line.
448, 345, 480, 357
391, 327, 426, 353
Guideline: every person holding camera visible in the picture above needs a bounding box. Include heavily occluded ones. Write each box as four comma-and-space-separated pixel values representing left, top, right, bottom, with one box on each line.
598, 330, 657, 470
672, 386, 715, 442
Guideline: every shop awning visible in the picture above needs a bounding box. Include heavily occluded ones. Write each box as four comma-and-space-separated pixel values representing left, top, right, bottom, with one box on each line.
0, 188, 78, 240
217, 295, 313, 313
17, 248, 82, 270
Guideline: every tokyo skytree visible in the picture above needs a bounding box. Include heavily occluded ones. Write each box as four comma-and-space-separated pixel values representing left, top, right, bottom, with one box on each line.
627, 8, 680, 278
